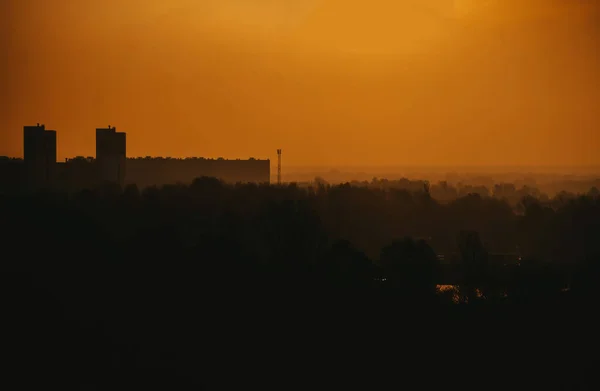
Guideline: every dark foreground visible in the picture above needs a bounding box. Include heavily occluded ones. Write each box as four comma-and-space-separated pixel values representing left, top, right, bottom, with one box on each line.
5, 271, 599, 390
3, 181, 600, 389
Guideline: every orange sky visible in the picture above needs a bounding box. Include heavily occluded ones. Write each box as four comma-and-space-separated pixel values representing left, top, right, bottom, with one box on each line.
1, 0, 599, 167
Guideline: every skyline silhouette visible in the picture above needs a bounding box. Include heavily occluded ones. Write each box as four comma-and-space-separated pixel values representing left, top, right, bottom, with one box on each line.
3, 121, 599, 194
0, 123, 272, 191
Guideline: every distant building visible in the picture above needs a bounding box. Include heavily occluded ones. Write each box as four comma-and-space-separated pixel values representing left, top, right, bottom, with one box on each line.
56, 157, 98, 192
126, 157, 270, 188
2, 124, 269, 192
23, 124, 56, 188
96, 126, 126, 187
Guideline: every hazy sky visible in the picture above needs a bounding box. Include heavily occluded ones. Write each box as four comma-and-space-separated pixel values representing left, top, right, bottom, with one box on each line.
1, 0, 599, 167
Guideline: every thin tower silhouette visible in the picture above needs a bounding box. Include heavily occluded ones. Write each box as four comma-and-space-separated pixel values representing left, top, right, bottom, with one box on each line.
277, 149, 282, 186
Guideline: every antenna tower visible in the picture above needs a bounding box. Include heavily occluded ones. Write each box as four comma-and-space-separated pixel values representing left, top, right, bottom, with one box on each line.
277, 149, 282, 185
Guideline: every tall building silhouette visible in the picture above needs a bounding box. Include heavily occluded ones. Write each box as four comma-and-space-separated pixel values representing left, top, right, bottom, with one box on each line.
96, 126, 126, 187
8, 123, 269, 192
23, 123, 56, 188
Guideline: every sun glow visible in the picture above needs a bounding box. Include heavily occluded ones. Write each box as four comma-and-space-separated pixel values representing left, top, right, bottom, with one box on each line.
188, 1, 473, 56
452, 0, 497, 17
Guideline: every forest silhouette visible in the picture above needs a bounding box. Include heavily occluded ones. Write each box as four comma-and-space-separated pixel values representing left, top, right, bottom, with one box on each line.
3, 177, 600, 389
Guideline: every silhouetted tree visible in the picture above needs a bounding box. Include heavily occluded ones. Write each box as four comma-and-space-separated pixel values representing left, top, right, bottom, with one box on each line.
380, 237, 439, 299
321, 239, 375, 290
3, 173, 600, 387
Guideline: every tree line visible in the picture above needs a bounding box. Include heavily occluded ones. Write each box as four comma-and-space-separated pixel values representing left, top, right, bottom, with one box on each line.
3, 177, 599, 388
